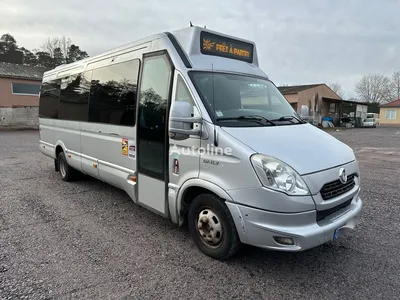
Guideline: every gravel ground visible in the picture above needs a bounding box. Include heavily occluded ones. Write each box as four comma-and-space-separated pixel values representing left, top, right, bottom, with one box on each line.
0, 127, 399, 300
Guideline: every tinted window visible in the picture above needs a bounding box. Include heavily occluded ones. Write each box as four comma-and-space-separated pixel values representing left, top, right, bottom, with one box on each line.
39, 80, 60, 119
12, 83, 41, 95
88, 59, 139, 126
137, 54, 172, 178
58, 72, 91, 121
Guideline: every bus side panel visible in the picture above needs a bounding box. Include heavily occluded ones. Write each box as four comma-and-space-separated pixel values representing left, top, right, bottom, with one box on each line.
53, 120, 83, 172
39, 118, 56, 159
80, 122, 137, 201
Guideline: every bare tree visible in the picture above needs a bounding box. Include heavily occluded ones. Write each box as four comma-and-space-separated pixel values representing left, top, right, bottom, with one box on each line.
315, 92, 323, 114
355, 74, 392, 104
41, 36, 71, 63
59, 36, 72, 61
41, 37, 59, 58
329, 82, 345, 99
391, 71, 400, 100
308, 92, 321, 113
307, 92, 323, 124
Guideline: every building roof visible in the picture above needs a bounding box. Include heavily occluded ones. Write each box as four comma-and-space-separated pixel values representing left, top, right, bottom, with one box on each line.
278, 84, 324, 94
0, 62, 48, 81
342, 99, 370, 106
380, 99, 400, 108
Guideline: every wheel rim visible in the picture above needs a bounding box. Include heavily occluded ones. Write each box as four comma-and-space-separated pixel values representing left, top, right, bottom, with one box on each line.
59, 157, 66, 177
197, 208, 223, 247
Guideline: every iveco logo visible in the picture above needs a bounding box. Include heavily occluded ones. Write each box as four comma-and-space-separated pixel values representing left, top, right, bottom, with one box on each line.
339, 167, 347, 184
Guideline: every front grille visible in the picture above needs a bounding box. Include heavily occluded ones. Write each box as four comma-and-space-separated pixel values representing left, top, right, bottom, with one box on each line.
320, 174, 356, 200
316, 199, 352, 222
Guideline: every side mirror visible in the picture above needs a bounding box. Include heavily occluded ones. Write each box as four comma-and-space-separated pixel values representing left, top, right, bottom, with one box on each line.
169, 101, 202, 140
300, 105, 310, 121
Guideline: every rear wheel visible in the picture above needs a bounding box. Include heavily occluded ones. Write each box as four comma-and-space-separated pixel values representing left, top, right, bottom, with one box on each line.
188, 193, 241, 260
57, 151, 78, 182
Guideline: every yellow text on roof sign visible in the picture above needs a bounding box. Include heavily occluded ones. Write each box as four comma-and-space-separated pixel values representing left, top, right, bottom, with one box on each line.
203, 39, 250, 58
216, 43, 250, 58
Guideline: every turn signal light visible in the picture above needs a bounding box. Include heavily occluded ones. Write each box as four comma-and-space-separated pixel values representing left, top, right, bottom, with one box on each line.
93, 164, 97, 168
129, 176, 136, 182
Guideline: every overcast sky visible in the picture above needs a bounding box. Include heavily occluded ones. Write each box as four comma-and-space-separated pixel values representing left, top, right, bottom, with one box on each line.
1, 0, 399, 98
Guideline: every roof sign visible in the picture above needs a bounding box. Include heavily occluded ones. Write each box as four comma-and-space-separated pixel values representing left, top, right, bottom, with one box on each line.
200, 31, 254, 63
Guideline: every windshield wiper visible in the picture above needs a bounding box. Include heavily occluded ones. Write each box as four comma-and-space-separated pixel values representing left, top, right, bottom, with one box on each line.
271, 115, 304, 124
216, 115, 277, 126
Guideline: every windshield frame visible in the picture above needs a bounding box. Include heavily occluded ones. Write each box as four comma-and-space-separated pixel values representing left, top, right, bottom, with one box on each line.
187, 70, 303, 127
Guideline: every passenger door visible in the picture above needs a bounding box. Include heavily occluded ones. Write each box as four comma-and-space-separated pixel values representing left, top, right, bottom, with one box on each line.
137, 52, 173, 217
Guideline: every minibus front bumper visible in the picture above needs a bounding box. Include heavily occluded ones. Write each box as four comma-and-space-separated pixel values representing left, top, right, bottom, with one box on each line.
225, 195, 362, 251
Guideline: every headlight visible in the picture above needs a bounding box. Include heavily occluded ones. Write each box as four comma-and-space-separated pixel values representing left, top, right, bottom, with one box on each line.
250, 154, 310, 196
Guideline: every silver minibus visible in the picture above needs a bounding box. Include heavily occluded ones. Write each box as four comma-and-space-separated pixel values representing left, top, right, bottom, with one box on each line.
39, 26, 362, 259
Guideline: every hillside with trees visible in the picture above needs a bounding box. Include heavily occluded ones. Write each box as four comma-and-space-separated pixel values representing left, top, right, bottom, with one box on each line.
0, 33, 88, 68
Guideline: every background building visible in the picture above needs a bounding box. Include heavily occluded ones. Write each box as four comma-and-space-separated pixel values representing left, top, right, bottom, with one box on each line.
379, 99, 400, 125
278, 83, 342, 125
278, 83, 372, 127
0, 62, 47, 128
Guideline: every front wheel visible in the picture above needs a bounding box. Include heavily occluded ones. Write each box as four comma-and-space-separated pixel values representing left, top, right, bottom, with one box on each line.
188, 193, 241, 260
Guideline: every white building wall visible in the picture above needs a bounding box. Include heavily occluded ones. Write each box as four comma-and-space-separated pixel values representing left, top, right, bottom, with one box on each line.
0, 107, 39, 129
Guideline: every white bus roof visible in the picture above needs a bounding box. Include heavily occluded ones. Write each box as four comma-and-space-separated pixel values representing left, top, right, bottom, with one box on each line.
43, 26, 267, 80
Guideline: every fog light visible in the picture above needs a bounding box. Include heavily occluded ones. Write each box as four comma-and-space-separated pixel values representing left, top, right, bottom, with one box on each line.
274, 236, 295, 245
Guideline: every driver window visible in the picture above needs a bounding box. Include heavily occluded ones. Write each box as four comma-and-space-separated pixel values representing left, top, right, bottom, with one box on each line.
175, 75, 196, 111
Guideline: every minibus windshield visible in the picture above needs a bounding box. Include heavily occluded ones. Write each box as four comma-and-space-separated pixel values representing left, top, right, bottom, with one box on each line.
190, 72, 302, 126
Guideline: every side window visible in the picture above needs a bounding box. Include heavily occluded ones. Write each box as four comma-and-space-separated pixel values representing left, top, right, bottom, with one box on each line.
138, 56, 170, 129
39, 80, 60, 119
175, 75, 195, 109
88, 59, 140, 126
12, 83, 41, 95
137, 54, 172, 177
58, 72, 91, 121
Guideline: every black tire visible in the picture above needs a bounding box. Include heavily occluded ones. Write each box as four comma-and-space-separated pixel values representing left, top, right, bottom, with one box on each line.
57, 151, 78, 182
188, 193, 241, 260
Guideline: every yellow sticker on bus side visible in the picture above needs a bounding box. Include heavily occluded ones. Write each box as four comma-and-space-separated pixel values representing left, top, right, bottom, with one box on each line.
122, 138, 128, 156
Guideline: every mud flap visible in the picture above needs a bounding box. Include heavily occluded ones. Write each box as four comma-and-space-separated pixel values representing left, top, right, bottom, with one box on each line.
54, 158, 59, 172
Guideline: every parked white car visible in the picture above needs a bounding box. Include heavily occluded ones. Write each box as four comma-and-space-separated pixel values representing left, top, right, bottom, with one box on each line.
362, 118, 376, 128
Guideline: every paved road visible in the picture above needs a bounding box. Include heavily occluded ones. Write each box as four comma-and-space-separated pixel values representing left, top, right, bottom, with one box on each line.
1, 127, 399, 299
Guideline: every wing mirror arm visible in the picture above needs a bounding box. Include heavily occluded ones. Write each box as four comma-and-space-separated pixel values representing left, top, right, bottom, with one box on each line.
170, 116, 203, 123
